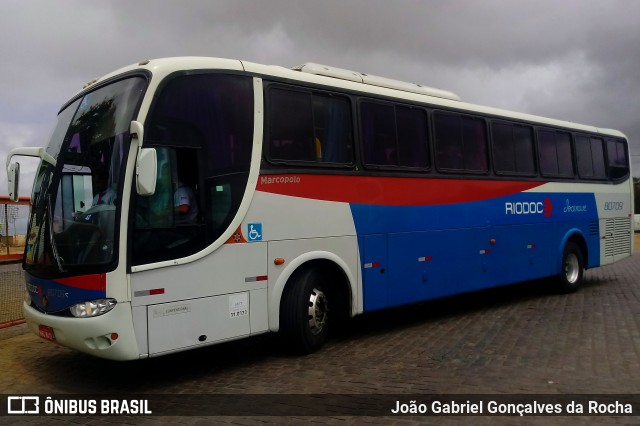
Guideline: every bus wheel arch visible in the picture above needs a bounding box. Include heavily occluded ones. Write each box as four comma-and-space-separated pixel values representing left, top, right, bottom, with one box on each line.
557, 233, 587, 293
276, 257, 353, 354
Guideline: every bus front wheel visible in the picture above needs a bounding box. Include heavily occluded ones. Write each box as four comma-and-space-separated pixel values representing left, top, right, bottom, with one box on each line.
280, 267, 330, 354
558, 242, 584, 293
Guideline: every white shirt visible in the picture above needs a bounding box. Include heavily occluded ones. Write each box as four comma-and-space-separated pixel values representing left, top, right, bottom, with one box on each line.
174, 183, 199, 224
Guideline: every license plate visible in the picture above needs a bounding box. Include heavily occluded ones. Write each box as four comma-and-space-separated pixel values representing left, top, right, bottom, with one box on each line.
38, 325, 55, 341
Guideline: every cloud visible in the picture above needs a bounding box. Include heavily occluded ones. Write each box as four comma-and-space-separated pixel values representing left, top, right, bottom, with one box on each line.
0, 0, 638, 183
0, 122, 42, 196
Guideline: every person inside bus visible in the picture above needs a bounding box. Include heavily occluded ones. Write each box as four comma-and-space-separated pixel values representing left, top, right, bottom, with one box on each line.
91, 171, 116, 205
174, 180, 199, 224
93, 187, 116, 205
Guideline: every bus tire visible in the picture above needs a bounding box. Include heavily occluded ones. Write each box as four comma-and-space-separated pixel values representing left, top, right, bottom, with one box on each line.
280, 267, 330, 354
558, 241, 584, 293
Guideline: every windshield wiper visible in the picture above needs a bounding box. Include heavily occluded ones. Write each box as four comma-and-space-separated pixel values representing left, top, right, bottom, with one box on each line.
46, 194, 65, 273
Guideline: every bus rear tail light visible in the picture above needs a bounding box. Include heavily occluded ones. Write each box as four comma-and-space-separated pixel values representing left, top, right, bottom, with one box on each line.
70, 299, 117, 318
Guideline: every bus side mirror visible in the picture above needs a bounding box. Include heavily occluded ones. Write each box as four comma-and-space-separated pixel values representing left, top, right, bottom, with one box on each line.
136, 148, 157, 196
7, 162, 20, 202
6, 146, 55, 202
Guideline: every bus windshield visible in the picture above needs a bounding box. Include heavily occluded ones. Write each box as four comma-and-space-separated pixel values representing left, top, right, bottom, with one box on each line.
25, 77, 146, 276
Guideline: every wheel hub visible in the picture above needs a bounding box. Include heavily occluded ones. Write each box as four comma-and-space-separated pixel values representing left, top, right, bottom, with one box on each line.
564, 252, 580, 284
308, 288, 328, 335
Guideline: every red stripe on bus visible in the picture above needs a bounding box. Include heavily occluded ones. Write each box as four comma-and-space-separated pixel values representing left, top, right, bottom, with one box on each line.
55, 274, 106, 291
257, 175, 545, 206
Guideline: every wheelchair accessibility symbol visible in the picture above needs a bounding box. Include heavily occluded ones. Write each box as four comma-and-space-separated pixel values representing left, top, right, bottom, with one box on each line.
247, 223, 263, 242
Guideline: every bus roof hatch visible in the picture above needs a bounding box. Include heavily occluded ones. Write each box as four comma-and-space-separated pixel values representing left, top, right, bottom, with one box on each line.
292, 62, 461, 101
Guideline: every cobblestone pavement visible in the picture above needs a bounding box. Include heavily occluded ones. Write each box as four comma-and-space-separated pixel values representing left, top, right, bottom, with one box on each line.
0, 253, 639, 424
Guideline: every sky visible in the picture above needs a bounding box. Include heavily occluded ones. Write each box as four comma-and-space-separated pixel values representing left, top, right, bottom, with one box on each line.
1, 0, 639, 197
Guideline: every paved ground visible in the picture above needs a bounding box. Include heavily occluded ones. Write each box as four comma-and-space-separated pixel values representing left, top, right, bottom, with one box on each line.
0, 248, 639, 424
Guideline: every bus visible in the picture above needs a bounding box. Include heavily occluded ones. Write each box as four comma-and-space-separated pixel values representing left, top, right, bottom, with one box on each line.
6, 57, 633, 360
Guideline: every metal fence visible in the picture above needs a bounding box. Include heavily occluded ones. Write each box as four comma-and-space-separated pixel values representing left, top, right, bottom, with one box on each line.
0, 196, 29, 326
0, 196, 30, 264
0, 263, 25, 326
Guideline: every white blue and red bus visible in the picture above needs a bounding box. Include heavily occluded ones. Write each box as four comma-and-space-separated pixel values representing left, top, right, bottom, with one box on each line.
6, 57, 632, 360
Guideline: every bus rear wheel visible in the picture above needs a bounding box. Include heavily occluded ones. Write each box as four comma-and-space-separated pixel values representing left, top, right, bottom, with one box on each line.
281, 267, 330, 354
558, 241, 584, 293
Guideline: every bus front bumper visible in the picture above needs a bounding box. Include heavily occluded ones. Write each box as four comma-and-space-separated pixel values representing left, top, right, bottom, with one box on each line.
23, 301, 141, 361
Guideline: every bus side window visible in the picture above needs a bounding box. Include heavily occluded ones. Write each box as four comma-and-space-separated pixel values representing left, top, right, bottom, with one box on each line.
576, 135, 606, 179
396, 106, 429, 169
268, 88, 315, 163
312, 94, 353, 164
435, 112, 463, 170
140, 147, 174, 228
268, 87, 354, 166
606, 139, 629, 180
492, 122, 535, 176
538, 129, 574, 178
461, 116, 488, 172
136, 146, 201, 227
132, 73, 253, 266
435, 112, 487, 173
173, 148, 200, 225
361, 101, 397, 167
132, 146, 205, 264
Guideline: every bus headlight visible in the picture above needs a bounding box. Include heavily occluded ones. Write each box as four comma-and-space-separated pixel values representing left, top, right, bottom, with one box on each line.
70, 299, 117, 318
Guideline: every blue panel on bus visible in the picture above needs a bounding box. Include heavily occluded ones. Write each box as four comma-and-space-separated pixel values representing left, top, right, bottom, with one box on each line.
361, 234, 388, 311
26, 273, 106, 313
387, 228, 481, 307
352, 191, 599, 312
351, 192, 598, 234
